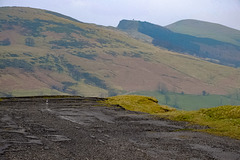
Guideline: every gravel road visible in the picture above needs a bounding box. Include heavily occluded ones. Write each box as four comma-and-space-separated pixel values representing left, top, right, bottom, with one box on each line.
0, 97, 240, 160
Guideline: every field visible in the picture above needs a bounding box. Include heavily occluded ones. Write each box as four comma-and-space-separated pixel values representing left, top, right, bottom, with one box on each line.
131, 90, 240, 110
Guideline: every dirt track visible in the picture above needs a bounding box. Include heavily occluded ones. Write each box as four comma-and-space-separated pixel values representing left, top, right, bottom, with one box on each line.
0, 97, 240, 160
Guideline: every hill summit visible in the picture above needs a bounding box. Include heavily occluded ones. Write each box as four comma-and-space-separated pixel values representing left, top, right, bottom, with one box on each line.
166, 19, 240, 46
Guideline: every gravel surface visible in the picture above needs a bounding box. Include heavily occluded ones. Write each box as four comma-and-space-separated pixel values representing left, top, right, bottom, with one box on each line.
0, 97, 240, 160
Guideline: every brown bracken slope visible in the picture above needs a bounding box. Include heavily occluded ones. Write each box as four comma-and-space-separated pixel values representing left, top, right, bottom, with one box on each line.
1, 7, 240, 97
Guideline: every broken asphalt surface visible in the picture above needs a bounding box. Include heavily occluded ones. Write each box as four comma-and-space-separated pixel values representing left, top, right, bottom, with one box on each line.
0, 97, 240, 160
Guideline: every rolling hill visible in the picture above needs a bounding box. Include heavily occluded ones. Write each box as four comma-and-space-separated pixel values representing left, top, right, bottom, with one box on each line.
1, 7, 240, 99
166, 19, 240, 47
118, 20, 240, 67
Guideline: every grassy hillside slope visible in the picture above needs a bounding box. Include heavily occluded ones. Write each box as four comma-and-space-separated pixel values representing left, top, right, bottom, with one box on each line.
166, 19, 240, 46
1, 7, 240, 97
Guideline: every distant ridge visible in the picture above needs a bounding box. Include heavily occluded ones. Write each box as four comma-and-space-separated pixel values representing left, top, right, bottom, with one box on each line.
166, 19, 240, 46
118, 20, 240, 67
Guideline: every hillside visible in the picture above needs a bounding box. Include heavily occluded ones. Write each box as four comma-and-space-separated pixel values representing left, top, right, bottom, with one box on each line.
166, 19, 240, 46
118, 20, 240, 67
1, 7, 240, 98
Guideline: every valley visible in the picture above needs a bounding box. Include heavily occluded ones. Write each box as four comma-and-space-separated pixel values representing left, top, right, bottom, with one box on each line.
1, 7, 240, 110
1, 6, 240, 159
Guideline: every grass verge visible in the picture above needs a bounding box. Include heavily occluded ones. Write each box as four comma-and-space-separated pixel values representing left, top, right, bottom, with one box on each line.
104, 95, 240, 140
104, 95, 176, 114
163, 105, 240, 140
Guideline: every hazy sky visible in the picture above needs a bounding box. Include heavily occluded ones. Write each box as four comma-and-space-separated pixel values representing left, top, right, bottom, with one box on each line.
1, 0, 240, 30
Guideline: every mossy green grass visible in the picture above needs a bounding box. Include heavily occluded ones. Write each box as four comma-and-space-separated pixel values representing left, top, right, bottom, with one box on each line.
164, 105, 240, 139
104, 95, 176, 114
104, 95, 240, 140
